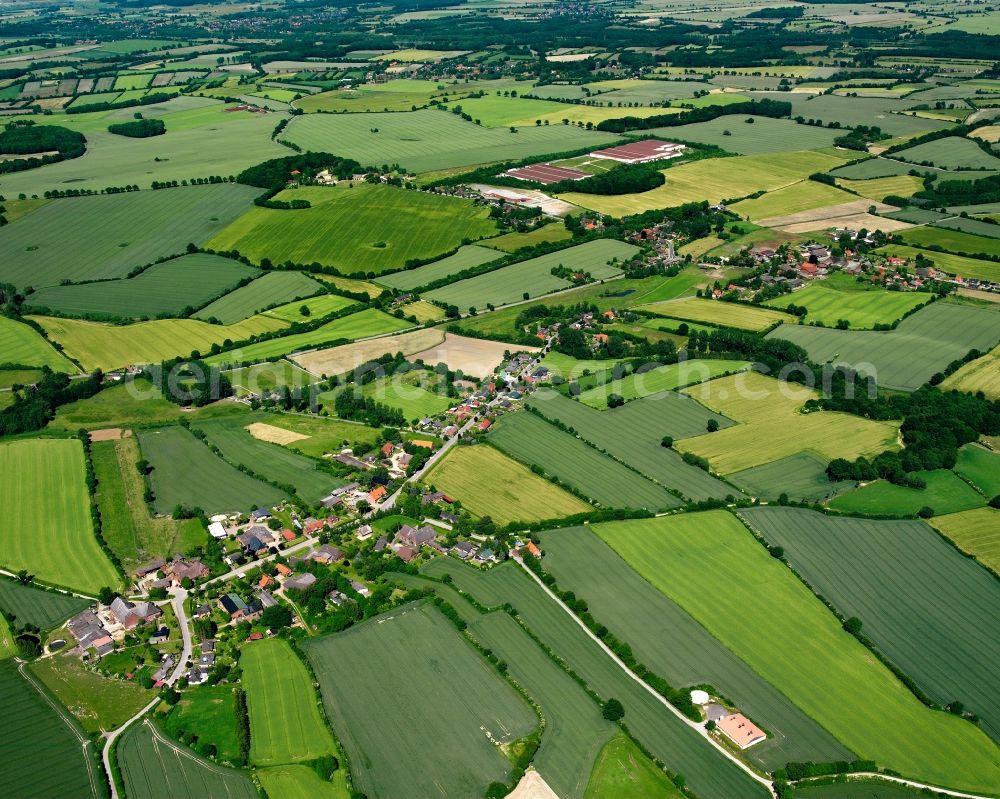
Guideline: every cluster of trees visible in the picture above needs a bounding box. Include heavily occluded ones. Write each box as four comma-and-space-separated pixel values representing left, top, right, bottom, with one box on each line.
144, 359, 232, 407
908, 171, 1000, 208
545, 163, 665, 195
832, 124, 888, 151
237, 151, 361, 189
0, 367, 102, 437
66, 91, 175, 115
107, 118, 165, 138
595, 99, 792, 134
332, 388, 405, 427
0, 120, 86, 174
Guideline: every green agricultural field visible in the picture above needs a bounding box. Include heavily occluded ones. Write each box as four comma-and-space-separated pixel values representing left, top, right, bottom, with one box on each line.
227, 360, 317, 398
576, 359, 749, 408
469, 611, 616, 799
0, 661, 98, 799
899, 226, 1000, 259
489, 411, 679, 510
207, 184, 497, 275
954, 443, 1000, 498
483, 222, 572, 252
161, 684, 242, 764
730, 180, 857, 222
139, 426, 287, 515
741, 506, 1000, 743
933, 215, 1000, 239
30, 654, 153, 733
250, 413, 381, 459
828, 469, 985, 516
0, 112, 288, 197
559, 151, 845, 216
595, 511, 1000, 794
359, 371, 451, 420
257, 765, 350, 799
263, 293, 358, 322
204, 309, 412, 367
0, 578, 89, 630
242, 638, 338, 766
541, 352, 623, 380
0, 368, 42, 389
767, 301, 1000, 391
419, 558, 769, 799
49, 379, 182, 430
284, 108, 623, 173
892, 135, 1000, 171
377, 245, 504, 291
194, 271, 326, 324
0, 315, 77, 371
794, 779, 928, 798
26, 254, 259, 320
678, 371, 899, 474
584, 733, 683, 799
118, 721, 258, 799
302, 602, 538, 799
729, 452, 854, 502
835, 174, 925, 201
193, 417, 341, 503
426, 444, 591, 524
647, 116, 841, 154
426, 239, 637, 311
92, 437, 205, 573
442, 94, 572, 127
875, 244, 1000, 282
764, 277, 931, 328
931, 508, 1000, 575
33, 313, 288, 372
0, 184, 260, 289
0, 438, 120, 594
527, 388, 738, 501
539, 525, 855, 770
640, 297, 793, 331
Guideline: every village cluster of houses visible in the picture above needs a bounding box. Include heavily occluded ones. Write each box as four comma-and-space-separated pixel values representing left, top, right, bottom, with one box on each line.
66, 596, 164, 661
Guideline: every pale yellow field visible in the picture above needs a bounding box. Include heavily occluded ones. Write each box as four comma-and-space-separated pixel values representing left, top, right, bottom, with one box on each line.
412, 332, 538, 378
246, 422, 310, 445
640, 297, 794, 331
930, 508, 1000, 574
677, 371, 900, 473
292, 327, 445, 377
835, 175, 925, 201
941, 344, 1000, 399
971, 125, 1000, 143
401, 300, 446, 323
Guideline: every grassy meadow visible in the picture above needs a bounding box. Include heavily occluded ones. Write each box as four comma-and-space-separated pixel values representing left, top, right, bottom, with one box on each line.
640, 297, 793, 331
575, 359, 749, 408
828, 469, 984, 516
194, 271, 326, 324
0, 316, 78, 371
376, 244, 503, 291
764, 274, 931, 328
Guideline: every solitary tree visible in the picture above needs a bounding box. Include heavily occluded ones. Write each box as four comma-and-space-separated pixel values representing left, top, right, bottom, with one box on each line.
602, 698, 625, 721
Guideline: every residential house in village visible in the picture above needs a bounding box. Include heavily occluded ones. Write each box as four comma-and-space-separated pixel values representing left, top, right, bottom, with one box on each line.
284, 572, 318, 592
397, 524, 437, 549
220, 593, 261, 622
309, 544, 345, 565
109, 597, 162, 630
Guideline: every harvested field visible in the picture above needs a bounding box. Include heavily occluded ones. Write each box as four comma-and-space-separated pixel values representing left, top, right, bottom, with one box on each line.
193, 271, 326, 324
678, 371, 899, 474
741, 506, 1000, 743
246, 422, 310, 445
640, 297, 793, 331
425, 445, 590, 524
930, 508, 1000, 575
293, 327, 445, 377
376, 245, 504, 291
411, 332, 532, 378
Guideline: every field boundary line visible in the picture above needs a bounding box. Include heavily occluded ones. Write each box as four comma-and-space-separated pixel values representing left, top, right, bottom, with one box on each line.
512, 556, 778, 798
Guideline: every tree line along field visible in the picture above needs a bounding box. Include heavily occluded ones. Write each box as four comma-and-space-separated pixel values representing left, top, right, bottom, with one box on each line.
25, 254, 260, 320
0, 438, 121, 594
376, 244, 503, 291
0, 577, 89, 631
528, 387, 739, 501
898, 225, 1000, 259
241, 638, 339, 767
828, 469, 985, 516
32, 312, 288, 373
302, 601, 539, 799
193, 271, 327, 324
206, 183, 498, 275
0, 661, 98, 799
875, 244, 1000, 283
0, 315, 78, 371
0, 184, 260, 289
768, 300, 1000, 392
118, 721, 258, 799
677, 371, 900, 475
575, 358, 750, 408
426, 239, 638, 311
640, 297, 794, 332
538, 525, 855, 771
283, 108, 624, 173
193, 417, 343, 503
763, 274, 931, 328
740, 507, 1000, 744
420, 557, 769, 799
139, 426, 287, 515
558, 150, 847, 217
203, 308, 412, 368
729, 452, 855, 503
488, 411, 681, 511
593, 512, 1000, 793
425, 444, 591, 524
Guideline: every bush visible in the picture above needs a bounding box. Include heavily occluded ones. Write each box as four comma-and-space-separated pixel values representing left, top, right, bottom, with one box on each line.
107, 118, 165, 138
602, 698, 625, 721
917, 505, 935, 518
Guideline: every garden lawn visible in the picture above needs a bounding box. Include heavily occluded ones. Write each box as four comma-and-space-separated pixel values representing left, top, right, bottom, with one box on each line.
194, 271, 326, 324
207, 184, 497, 275
576, 359, 749, 408
32, 313, 287, 372
678, 371, 899, 474
139, 426, 287, 515
0, 438, 120, 594
26, 254, 259, 320
0, 315, 77, 371
426, 445, 590, 524
302, 602, 538, 799
740, 506, 1000, 743
595, 511, 1000, 794
376, 245, 504, 291
242, 638, 338, 766
764, 278, 931, 328
161, 684, 241, 764
640, 297, 793, 331
828, 469, 985, 516
930, 508, 1000, 575
0, 184, 260, 289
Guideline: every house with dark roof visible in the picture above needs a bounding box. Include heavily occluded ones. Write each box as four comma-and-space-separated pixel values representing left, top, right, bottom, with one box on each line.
452, 541, 476, 560
109, 597, 162, 630
220, 593, 249, 620
396, 545, 418, 563
310, 544, 345, 565
374, 535, 388, 552
397, 524, 436, 549
284, 573, 318, 592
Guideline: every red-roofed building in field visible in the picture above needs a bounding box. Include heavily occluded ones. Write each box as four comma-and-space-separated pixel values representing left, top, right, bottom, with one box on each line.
589, 139, 685, 164
716, 713, 766, 749
369, 485, 388, 503
526, 541, 541, 558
